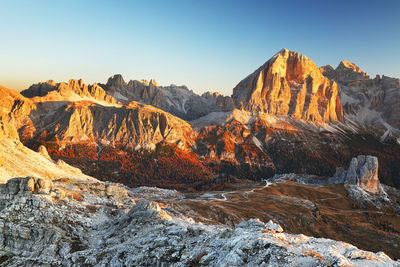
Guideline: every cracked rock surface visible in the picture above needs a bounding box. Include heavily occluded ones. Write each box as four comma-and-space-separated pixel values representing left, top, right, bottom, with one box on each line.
0, 177, 398, 266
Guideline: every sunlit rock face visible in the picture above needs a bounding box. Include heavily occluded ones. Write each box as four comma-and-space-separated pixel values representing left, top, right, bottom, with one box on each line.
232, 49, 344, 123
0, 86, 35, 141
37, 145, 51, 161
334, 155, 380, 194
16, 78, 196, 151
21, 79, 119, 106
29, 101, 197, 151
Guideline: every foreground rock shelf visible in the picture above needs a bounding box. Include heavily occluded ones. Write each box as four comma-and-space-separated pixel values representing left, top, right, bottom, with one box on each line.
0, 176, 398, 266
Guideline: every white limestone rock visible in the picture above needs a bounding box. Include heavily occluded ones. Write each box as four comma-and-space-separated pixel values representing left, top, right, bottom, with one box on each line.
0, 178, 398, 266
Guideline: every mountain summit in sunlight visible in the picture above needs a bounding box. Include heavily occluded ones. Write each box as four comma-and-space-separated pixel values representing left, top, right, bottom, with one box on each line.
0, 48, 400, 265
232, 49, 343, 122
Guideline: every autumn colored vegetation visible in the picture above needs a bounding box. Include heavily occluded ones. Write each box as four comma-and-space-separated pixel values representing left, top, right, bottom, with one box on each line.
27, 128, 400, 191
47, 142, 247, 192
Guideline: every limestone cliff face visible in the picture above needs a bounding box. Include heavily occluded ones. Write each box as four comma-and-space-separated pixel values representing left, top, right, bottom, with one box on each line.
232, 49, 344, 123
21, 79, 119, 106
31, 101, 196, 150
322, 60, 400, 138
0, 86, 35, 140
13, 79, 196, 150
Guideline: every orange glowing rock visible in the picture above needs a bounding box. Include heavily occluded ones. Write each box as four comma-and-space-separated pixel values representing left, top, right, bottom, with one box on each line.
232, 49, 344, 123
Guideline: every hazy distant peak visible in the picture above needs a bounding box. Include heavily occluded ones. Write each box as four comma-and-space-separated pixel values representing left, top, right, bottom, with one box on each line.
320, 64, 334, 71
107, 74, 126, 87
149, 79, 158, 87
44, 80, 57, 86
68, 78, 85, 89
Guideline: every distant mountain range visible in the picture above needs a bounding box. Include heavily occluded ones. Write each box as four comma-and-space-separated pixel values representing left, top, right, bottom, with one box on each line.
0, 48, 399, 190
1, 49, 400, 264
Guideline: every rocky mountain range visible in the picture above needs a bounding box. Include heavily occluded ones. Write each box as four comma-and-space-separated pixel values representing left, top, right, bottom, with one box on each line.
102, 74, 233, 121
14, 79, 194, 151
0, 49, 398, 190
0, 48, 400, 265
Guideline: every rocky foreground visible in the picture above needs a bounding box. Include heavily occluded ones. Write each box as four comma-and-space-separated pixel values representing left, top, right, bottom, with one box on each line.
0, 140, 398, 266
0, 174, 398, 267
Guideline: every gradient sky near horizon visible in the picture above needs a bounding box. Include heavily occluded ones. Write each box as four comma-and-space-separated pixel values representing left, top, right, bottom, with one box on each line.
1, 0, 400, 95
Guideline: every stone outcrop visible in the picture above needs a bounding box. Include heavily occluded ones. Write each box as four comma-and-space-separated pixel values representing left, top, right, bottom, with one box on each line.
334, 155, 380, 194
0, 177, 54, 195
232, 49, 344, 123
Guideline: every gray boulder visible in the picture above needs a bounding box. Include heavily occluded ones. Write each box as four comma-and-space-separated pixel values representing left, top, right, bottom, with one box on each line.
0, 176, 54, 195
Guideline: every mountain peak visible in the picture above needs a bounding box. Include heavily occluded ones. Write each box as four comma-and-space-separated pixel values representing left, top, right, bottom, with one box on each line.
324, 60, 369, 83
20, 78, 119, 106
265, 49, 318, 85
337, 60, 364, 73
232, 50, 343, 122
107, 74, 126, 87
149, 79, 158, 87
274, 48, 309, 61
44, 80, 57, 86
68, 78, 84, 89
320, 64, 335, 74
276, 48, 290, 56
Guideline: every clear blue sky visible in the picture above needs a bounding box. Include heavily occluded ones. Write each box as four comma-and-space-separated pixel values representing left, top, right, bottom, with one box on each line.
1, 0, 399, 95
